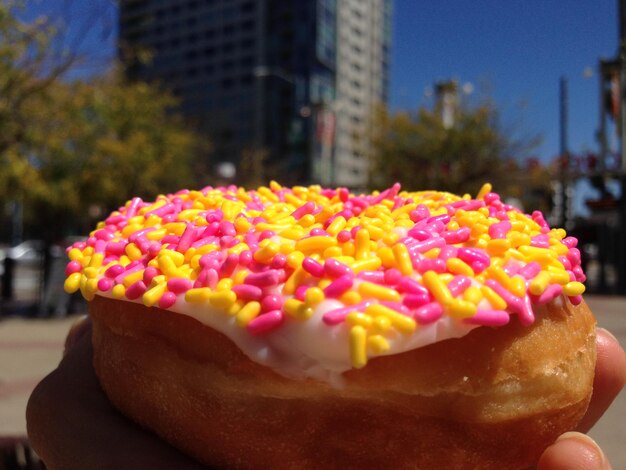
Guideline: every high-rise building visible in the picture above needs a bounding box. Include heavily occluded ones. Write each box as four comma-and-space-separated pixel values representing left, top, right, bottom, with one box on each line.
119, 0, 391, 188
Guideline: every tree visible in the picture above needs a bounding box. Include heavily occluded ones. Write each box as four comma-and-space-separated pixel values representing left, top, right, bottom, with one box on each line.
0, 3, 210, 242
370, 96, 542, 198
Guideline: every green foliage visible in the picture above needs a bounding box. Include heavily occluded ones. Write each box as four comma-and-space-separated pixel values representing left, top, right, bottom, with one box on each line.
370, 100, 541, 198
0, 3, 209, 241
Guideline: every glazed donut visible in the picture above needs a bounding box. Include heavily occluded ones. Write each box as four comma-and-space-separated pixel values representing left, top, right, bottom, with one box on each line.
65, 182, 595, 469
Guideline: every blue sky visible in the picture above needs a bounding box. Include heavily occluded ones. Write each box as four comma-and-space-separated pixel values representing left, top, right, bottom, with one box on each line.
26, 0, 619, 164
390, 0, 618, 163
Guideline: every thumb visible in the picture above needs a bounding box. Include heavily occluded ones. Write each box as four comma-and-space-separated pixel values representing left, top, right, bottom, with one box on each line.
536, 432, 611, 470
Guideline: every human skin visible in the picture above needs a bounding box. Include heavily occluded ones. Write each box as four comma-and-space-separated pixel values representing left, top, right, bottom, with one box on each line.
26, 319, 625, 470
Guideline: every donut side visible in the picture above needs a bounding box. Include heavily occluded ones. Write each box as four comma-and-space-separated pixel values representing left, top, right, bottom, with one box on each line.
90, 295, 596, 469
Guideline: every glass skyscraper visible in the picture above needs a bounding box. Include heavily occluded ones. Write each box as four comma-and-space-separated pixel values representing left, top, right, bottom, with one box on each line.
119, 0, 391, 188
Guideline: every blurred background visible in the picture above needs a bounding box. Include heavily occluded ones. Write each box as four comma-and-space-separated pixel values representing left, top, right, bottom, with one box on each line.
0, 0, 625, 468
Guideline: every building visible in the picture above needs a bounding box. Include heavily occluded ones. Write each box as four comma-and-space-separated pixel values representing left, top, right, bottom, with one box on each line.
118, 0, 391, 188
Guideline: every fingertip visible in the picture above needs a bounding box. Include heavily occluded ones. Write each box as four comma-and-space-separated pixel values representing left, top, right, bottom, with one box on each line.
537, 432, 609, 470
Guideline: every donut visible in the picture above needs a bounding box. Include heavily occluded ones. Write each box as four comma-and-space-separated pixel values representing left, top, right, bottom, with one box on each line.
64, 182, 595, 469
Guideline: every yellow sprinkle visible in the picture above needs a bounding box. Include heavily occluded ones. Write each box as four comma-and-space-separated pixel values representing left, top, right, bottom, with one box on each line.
122, 270, 144, 287
487, 266, 512, 291
350, 325, 368, 369
563, 281, 585, 296
142, 282, 166, 307
351, 257, 382, 273
423, 248, 441, 259
216, 278, 233, 291
448, 299, 477, 319
365, 304, 416, 334
63, 273, 82, 293
185, 288, 212, 303
298, 213, 316, 227
346, 312, 374, 328
209, 290, 237, 309
157, 255, 187, 278
233, 269, 249, 285
422, 271, 453, 305
279, 227, 305, 240
234, 216, 252, 233
236, 301, 261, 327
340, 290, 362, 305
476, 183, 492, 199
82, 267, 99, 279
304, 287, 325, 306
68, 248, 84, 262
481, 285, 507, 310
286, 251, 305, 269
354, 229, 371, 260
254, 241, 279, 263
367, 335, 390, 355
326, 216, 347, 236
364, 224, 385, 240
446, 258, 474, 277
81, 278, 98, 301
227, 300, 244, 316
358, 282, 401, 302
111, 283, 126, 299
382, 232, 400, 245
377, 246, 396, 269
284, 267, 308, 295
371, 315, 392, 333
509, 275, 526, 297
323, 246, 343, 258
341, 241, 356, 257
125, 243, 143, 261
548, 269, 571, 285
486, 238, 511, 256
392, 243, 413, 275
463, 286, 483, 304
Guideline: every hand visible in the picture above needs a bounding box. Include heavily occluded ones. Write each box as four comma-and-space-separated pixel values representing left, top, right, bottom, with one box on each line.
27, 320, 626, 469
26, 316, 205, 470
537, 327, 626, 470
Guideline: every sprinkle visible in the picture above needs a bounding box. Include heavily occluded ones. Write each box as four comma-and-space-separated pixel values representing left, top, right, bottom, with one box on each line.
247, 310, 284, 335
422, 271, 453, 305
464, 309, 510, 326
412, 302, 443, 324
349, 325, 368, 368
365, 304, 416, 334
358, 281, 401, 302
236, 301, 262, 327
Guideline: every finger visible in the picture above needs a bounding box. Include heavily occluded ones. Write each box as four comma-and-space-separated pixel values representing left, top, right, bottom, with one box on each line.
577, 328, 626, 433
27, 329, 205, 470
63, 315, 91, 356
537, 432, 610, 470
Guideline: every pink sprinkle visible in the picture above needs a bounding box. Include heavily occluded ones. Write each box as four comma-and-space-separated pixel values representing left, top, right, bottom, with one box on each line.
258, 230, 275, 242
105, 241, 127, 257
219, 221, 237, 237
519, 262, 541, 280
406, 228, 431, 241
294, 285, 308, 301
562, 236, 578, 248
176, 224, 195, 253
232, 284, 263, 301
291, 202, 315, 219
464, 309, 510, 327
167, 278, 192, 294
448, 276, 472, 296
247, 310, 284, 335
384, 268, 402, 285
125, 197, 142, 218
403, 292, 430, 309
437, 245, 458, 261
441, 227, 470, 244
427, 213, 451, 225
397, 277, 429, 296
161, 235, 180, 245
380, 301, 410, 314
572, 265, 586, 282
94, 229, 115, 241
483, 192, 500, 205
105, 264, 125, 279
337, 230, 352, 243
408, 237, 446, 254
244, 269, 282, 287
413, 302, 443, 324
202, 222, 220, 237
488, 221, 511, 239
159, 292, 177, 309
206, 209, 224, 223
324, 258, 353, 278
65, 261, 82, 276
143, 266, 159, 285
114, 264, 143, 284
357, 271, 385, 284
558, 256, 572, 271
220, 254, 239, 277
199, 254, 220, 270
322, 302, 372, 325
535, 284, 563, 305
261, 294, 283, 312
324, 275, 354, 298
567, 247, 581, 266
126, 281, 147, 300
271, 254, 287, 269
417, 258, 446, 274
457, 248, 490, 267
532, 210, 549, 229
569, 294, 583, 305
302, 257, 325, 277
409, 205, 430, 222
97, 278, 113, 292
239, 250, 253, 266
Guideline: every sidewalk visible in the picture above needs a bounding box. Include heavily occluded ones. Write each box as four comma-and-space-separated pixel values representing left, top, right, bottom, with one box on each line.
0, 296, 625, 466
